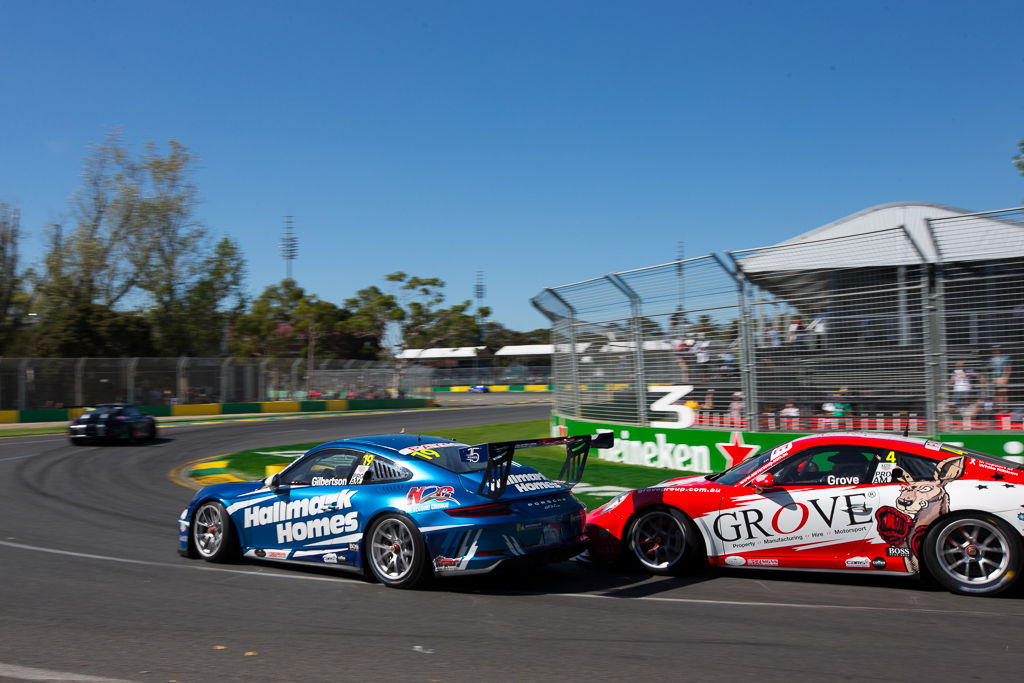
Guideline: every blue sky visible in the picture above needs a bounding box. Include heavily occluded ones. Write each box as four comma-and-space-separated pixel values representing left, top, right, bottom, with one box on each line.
2, 0, 1022, 332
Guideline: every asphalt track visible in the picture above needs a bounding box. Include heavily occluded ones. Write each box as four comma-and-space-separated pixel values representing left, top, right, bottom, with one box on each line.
0, 394, 1021, 683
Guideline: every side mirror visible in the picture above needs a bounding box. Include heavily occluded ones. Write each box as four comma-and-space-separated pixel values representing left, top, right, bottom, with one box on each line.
263, 473, 281, 489
751, 473, 775, 491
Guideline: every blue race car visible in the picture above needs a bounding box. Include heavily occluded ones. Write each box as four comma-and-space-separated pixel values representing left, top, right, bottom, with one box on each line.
178, 432, 612, 588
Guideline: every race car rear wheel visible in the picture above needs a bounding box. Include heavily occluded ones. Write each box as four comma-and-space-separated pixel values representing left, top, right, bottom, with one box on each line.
192, 501, 239, 563
365, 514, 428, 588
627, 507, 702, 575
922, 512, 1021, 596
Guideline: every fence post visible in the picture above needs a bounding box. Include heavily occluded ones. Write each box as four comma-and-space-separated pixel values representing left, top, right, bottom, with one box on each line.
220, 357, 232, 403
720, 254, 759, 429
918, 221, 947, 436
607, 274, 648, 425
258, 358, 269, 401
532, 288, 582, 419
18, 358, 28, 410
126, 357, 138, 404
75, 357, 86, 407
177, 356, 189, 404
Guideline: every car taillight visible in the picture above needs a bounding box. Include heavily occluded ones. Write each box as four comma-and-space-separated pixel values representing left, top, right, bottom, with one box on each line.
115, 416, 128, 421
443, 502, 514, 517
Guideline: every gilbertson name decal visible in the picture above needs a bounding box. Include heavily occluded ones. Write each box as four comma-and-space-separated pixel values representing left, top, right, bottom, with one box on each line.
244, 490, 358, 544
599, 430, 711, 473
508, 472, 561, 493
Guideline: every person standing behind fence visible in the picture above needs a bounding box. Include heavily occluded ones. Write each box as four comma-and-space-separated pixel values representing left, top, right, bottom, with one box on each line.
989, 345, 1012, 411
949, 360, 976, 414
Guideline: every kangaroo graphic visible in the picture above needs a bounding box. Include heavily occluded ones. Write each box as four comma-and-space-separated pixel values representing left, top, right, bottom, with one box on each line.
875, 454, 965, 571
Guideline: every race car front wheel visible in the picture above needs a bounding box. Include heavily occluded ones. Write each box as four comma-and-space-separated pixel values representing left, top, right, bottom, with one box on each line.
366, 514, 428, 588
627, 507, 703, 575
922, 513, 1021, 596
192, 501, 239, 563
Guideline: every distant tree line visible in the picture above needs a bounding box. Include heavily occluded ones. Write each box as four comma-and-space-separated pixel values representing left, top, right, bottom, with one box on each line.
0, 131, 547, 359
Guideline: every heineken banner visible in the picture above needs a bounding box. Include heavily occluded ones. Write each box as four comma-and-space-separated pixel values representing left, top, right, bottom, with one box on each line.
550, 414, 1024, 474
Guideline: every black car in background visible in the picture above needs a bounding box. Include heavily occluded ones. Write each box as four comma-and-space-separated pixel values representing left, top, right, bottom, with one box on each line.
68, 403, 158, 445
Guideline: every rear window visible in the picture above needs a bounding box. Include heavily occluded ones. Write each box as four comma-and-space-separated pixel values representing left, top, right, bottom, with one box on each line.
397, 441, 488, 474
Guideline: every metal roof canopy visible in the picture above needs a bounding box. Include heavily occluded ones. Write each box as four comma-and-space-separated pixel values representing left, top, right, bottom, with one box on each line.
736, 201, 1024, 273
493, 344, 589, 356
396, 346, 488, 360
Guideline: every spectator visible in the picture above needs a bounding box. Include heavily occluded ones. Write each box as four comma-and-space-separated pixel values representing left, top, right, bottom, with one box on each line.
780, 400, 801, 429
787, 319, 804, 347
728, 392, 745, 423
673, 338, 692, 381
948, 361, 976, 414
989, 345, 1012, 410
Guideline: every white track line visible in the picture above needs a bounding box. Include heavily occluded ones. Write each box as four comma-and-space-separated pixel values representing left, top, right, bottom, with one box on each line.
2, 539, 1022, 618
0, 662, 136, 682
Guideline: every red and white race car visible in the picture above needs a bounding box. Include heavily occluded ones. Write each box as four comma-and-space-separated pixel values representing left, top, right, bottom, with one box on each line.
584, 432, 1024, 596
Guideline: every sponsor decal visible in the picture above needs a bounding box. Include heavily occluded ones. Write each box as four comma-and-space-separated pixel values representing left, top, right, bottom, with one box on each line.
266, 549, 289, 560
311, 476, 348, 486
400, 442, 464, 455
845, 556, 871, 569
348, 543, 359, 552
711, 493, 872, 543
243, 490, 360, 544
871, 557, 887, 569
598, 430, 713, 472
433, 556, 462, 571
872, 462, 895, 484
460, 445, 487, 463
405, 485, 460, 511
746, 558, 779, 567
323, 552, 339, 564
716, 432, 761, 468
886, 546, 911, 557
350, 465, 369, 485
507, 472, 562, 493
724, 555, 746, 566
923, 440, 941, 451
826, 475, 860, 485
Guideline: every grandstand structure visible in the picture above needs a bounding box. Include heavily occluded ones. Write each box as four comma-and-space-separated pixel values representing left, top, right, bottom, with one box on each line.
533, 202, 1024, 438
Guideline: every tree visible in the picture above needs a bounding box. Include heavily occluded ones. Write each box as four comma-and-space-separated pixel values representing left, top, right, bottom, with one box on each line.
177, 237, 248, 355
27, 131, 246, 357
0, 203, 29, 353
133, 139, 212, 354
229, 279, 376, 359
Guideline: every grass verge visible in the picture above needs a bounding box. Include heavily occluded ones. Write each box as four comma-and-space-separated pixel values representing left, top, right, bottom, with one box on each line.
192, 419, 698, 508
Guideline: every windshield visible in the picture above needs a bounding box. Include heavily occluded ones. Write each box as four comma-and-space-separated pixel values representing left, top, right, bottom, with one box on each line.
396, 441, 489, 475
706, 449, 776, 486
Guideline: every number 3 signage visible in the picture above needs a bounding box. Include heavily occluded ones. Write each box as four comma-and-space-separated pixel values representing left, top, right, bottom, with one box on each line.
648, 385, 696, 429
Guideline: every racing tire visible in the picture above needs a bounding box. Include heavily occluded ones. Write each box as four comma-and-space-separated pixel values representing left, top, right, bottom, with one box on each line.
627, 507, 704, 575
365, 514, 428, 589
922, 512, 1022, 596
191, 501, 240, 563
147, 423, 158, 442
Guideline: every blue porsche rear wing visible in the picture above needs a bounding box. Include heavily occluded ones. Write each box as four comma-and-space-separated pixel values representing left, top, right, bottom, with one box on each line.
460, 432, 614, 500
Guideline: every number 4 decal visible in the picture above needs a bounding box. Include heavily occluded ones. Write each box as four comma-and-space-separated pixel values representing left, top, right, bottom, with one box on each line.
648, 385, 696, 429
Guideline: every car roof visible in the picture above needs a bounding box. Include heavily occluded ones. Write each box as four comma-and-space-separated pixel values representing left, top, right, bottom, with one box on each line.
313, 433, 466, 454
790, 432, 935, 448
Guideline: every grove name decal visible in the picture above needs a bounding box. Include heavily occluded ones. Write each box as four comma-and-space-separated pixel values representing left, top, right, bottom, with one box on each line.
243, 490, 359, 544
712, 493, 872, 543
